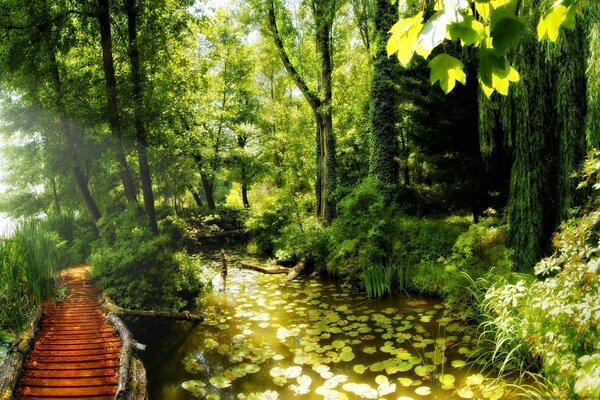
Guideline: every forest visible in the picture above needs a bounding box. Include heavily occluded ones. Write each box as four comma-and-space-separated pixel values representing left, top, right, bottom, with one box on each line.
0, 0, 598, 399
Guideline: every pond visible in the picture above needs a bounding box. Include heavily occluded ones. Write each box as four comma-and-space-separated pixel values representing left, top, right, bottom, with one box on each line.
127, 251, 514, 400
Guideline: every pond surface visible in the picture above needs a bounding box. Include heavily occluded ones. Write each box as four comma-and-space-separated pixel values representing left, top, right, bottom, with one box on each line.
127, 251, 513, 400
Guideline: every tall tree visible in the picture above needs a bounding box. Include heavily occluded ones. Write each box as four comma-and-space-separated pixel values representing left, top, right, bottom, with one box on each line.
369, 0, 400, 198
0, 0, 103, 235
268, 0, 338, 223
97, 0, 138, 204
480, 0, 588, 270
126, 0, 159, 234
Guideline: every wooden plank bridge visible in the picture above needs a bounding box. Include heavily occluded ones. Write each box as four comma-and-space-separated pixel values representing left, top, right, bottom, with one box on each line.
17, 266, 122, 400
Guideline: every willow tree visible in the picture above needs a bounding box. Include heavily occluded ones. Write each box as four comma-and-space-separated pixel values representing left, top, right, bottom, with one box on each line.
587, 1, 600, 148
268, 0, 338, 223
369, 0, 400, 198
480, 0, 588, 270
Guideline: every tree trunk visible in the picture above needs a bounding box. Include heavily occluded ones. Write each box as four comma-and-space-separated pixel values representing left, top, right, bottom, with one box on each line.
201, 172, 216, 210
98, 0, 138, 205
190, 188, 203, 208
48, 49, 101, 237
50, 177, 61, 213
126, 0, 159, 235
241, 182, 250, 208
369, 0, 401, 197
268, 0, 337, 223
315, 2, 336, 223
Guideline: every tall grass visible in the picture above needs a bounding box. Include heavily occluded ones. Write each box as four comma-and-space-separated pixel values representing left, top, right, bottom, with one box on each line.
360, 264, 393, 298
0, 221, 58, 333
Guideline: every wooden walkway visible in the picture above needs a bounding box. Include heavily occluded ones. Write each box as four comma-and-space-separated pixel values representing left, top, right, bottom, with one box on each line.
17, 266, 122, 400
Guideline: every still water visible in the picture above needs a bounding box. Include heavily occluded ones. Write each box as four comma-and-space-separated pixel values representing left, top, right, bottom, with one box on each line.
127, 252, 513, 400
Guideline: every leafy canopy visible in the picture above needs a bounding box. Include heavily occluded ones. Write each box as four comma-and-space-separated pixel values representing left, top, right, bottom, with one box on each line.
387, 0, 588, 96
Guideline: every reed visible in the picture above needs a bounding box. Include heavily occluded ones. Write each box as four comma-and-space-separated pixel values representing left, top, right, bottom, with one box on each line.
0, 221, 58, 333
360, 264, 393, 298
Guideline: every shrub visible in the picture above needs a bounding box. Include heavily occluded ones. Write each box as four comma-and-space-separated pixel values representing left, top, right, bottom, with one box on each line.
246, 192, 312, 255
90, 207, 202, 311
327, 178, 396, 281
436, 212, 514, 317
274, 215, 330, 265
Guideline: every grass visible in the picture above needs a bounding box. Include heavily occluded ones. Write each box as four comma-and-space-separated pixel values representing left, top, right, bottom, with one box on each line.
360, 264, 393, 298
0, 221, 58, 333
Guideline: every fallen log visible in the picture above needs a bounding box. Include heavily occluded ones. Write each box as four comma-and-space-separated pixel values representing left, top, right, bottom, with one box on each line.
127, 356, 147, 400
236, 261, 290, 274
108, 313, 147, 400
101, 296, 203, 322
237, 260, 306, 282
282, 260, 306, 283
0, 305, 43, 399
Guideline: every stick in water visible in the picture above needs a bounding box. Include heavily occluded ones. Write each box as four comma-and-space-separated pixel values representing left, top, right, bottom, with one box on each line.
220, 248, 227, 292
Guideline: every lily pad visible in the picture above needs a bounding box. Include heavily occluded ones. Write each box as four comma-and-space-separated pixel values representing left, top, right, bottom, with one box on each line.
414, 364, 436, 377
451, 359, 466, 368
465, 373, 485, 386
415, 386, 431, 396
438, 373, 455, 388
209, 376, 232, 389
353, 364, 366, 374
181, 380, 206, 397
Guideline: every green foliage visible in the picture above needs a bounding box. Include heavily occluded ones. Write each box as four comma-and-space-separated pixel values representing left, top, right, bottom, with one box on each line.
0, 221, 58, 332
387, 0, 587, 95
327, 178, 396, 281
274, 215, 329, 266
438, 212, 514, 317
360, 264, 393, 298
247, 192, 313, 256
90, 206, 202, 311
481, 151, 600, 397
43, 212, 94, 267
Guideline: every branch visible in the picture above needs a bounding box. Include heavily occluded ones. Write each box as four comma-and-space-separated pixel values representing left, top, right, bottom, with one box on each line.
267, 0, 321, 111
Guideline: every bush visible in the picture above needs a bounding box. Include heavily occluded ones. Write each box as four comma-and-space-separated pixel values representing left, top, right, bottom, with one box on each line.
435, 212, 514, 317
394, 215, 464, 293
44, 212, 94, 267
90, 207, 203, 311
327, 178, 397, 281
274, 215, 330, 266
246, 192, 313, 255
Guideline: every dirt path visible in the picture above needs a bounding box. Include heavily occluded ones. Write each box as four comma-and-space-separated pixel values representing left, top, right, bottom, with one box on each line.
17, 265, 121, 399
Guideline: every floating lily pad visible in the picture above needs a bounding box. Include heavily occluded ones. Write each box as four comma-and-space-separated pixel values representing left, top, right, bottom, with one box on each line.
209, 376, 231, 389
438, 373, 455, 388
415, 386, 431, 396
181, 380, 206, 397
414, 365, 436, 377
465, 373, 485, 386
273, 376, 287, 386
398, 377, 413, 387
457, 387, 474, 398
451, 359, 466, 368
353, 364, 366, 374
283, 366, 302, 379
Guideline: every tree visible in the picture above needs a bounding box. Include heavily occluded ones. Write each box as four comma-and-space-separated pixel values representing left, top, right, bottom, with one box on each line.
268, 0, 338, 223
126, 0, 159, 234
97, 0, 139, 205
369, 0, 401, 198
479, 0, 588, 270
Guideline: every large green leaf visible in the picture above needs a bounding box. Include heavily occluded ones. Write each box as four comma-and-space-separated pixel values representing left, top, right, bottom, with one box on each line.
428, 54, 467, 94
490, 16, 525, 54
